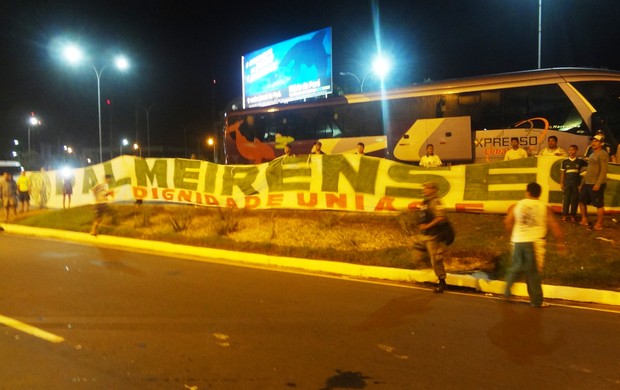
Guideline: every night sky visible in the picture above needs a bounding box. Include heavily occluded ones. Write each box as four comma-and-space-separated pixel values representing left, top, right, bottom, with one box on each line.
2, 0, 620, 162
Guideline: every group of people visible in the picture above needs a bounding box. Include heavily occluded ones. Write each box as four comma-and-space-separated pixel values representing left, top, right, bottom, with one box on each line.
504, 132, 611, 230
284, 141, 367, 157
0, 171, 33, 222
0, 170, 77, 222
413, 130, 612, 307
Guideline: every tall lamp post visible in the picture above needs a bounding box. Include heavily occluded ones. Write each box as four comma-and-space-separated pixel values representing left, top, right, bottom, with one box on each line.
537, 0, 542, 69
143, 106, 151, 157
63, 45, 129, 164
27, 114, 41, 153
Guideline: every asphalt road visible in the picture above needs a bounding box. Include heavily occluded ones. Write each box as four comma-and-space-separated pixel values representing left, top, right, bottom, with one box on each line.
0, 234, 618, 389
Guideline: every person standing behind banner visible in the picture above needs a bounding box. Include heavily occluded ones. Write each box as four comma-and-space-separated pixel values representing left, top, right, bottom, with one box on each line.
504, 182, 565, 308
311, 141, 325, 155
90, 174, 113, 236
16, 171, 31, 213
355, 142, 365, 155
560, 145, 587, 222
63, 174, 74, 209
538, 135, 567, 157
419, 144, 442, 167
504, 137, 529, 161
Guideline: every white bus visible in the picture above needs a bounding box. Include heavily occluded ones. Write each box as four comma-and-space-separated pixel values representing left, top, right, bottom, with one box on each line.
0, 160, 24, 178
223, 68, 619, 165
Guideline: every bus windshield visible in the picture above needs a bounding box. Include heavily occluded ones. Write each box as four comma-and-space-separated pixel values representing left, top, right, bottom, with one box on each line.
572, 81, 620, 144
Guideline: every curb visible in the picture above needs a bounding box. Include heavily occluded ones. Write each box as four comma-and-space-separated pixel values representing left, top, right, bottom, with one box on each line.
2, 223, 619, 307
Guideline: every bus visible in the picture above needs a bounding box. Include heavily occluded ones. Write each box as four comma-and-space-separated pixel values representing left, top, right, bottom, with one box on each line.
223, 68, 620, 165
0, 160, 24, 178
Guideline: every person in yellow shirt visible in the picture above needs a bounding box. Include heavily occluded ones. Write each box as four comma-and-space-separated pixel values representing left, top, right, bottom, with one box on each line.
16, 171, 31, 213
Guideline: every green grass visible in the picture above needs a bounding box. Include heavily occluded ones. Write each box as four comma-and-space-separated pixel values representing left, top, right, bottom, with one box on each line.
12, 204, 620, 291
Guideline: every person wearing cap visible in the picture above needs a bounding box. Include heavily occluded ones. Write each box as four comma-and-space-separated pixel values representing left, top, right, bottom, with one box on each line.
578, 134, 609, 230
583, 130, 612, 158
504, 182, 565, 307
412, 181, 449, 293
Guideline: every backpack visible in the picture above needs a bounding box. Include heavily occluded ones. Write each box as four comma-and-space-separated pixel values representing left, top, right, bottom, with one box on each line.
437, 220, 456, 246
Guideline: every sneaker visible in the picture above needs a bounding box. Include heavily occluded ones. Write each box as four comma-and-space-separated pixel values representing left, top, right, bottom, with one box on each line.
531, 302, 550, 308
434, 279, 447, 293
561, 216, 567, 222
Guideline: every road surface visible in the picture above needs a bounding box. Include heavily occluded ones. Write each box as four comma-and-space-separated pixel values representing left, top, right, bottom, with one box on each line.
0, 234, 618, 389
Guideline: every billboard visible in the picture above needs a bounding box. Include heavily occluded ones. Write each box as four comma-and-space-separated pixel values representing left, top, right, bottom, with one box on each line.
242, 27, 333, 109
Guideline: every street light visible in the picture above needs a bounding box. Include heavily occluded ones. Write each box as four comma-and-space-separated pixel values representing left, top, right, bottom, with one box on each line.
339, 55, 391, 93
27, 114, 41, 153
206, 136, 218, 163
133, 142, 141, 157
120, 138, 129, 156
63, 44, 129, 164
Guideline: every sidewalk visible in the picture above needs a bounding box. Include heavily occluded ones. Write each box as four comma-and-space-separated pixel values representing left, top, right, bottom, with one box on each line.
2, 223, 620, 307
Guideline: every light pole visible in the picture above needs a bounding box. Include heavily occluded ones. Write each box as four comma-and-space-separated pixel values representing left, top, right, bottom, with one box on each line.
63, 45, 129, 164
143, 106, 151, 157
27, 115, 41, 153
537, 0, 542, 69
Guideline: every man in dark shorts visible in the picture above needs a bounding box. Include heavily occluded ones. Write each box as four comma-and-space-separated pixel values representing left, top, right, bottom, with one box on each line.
579, 134, 608, 230
16, 171, 31, 213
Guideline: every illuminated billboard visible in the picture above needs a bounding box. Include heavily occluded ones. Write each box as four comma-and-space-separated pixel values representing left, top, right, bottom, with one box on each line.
242, 27, 333, 109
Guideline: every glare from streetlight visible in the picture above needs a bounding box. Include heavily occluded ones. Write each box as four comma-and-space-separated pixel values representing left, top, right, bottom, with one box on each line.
115, 56, 129, 71
29, 116, 39, 126
63, 45, 84, 65
207, 137, 214, 146
372, 56, 391, 79
122, 138, 129, 146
